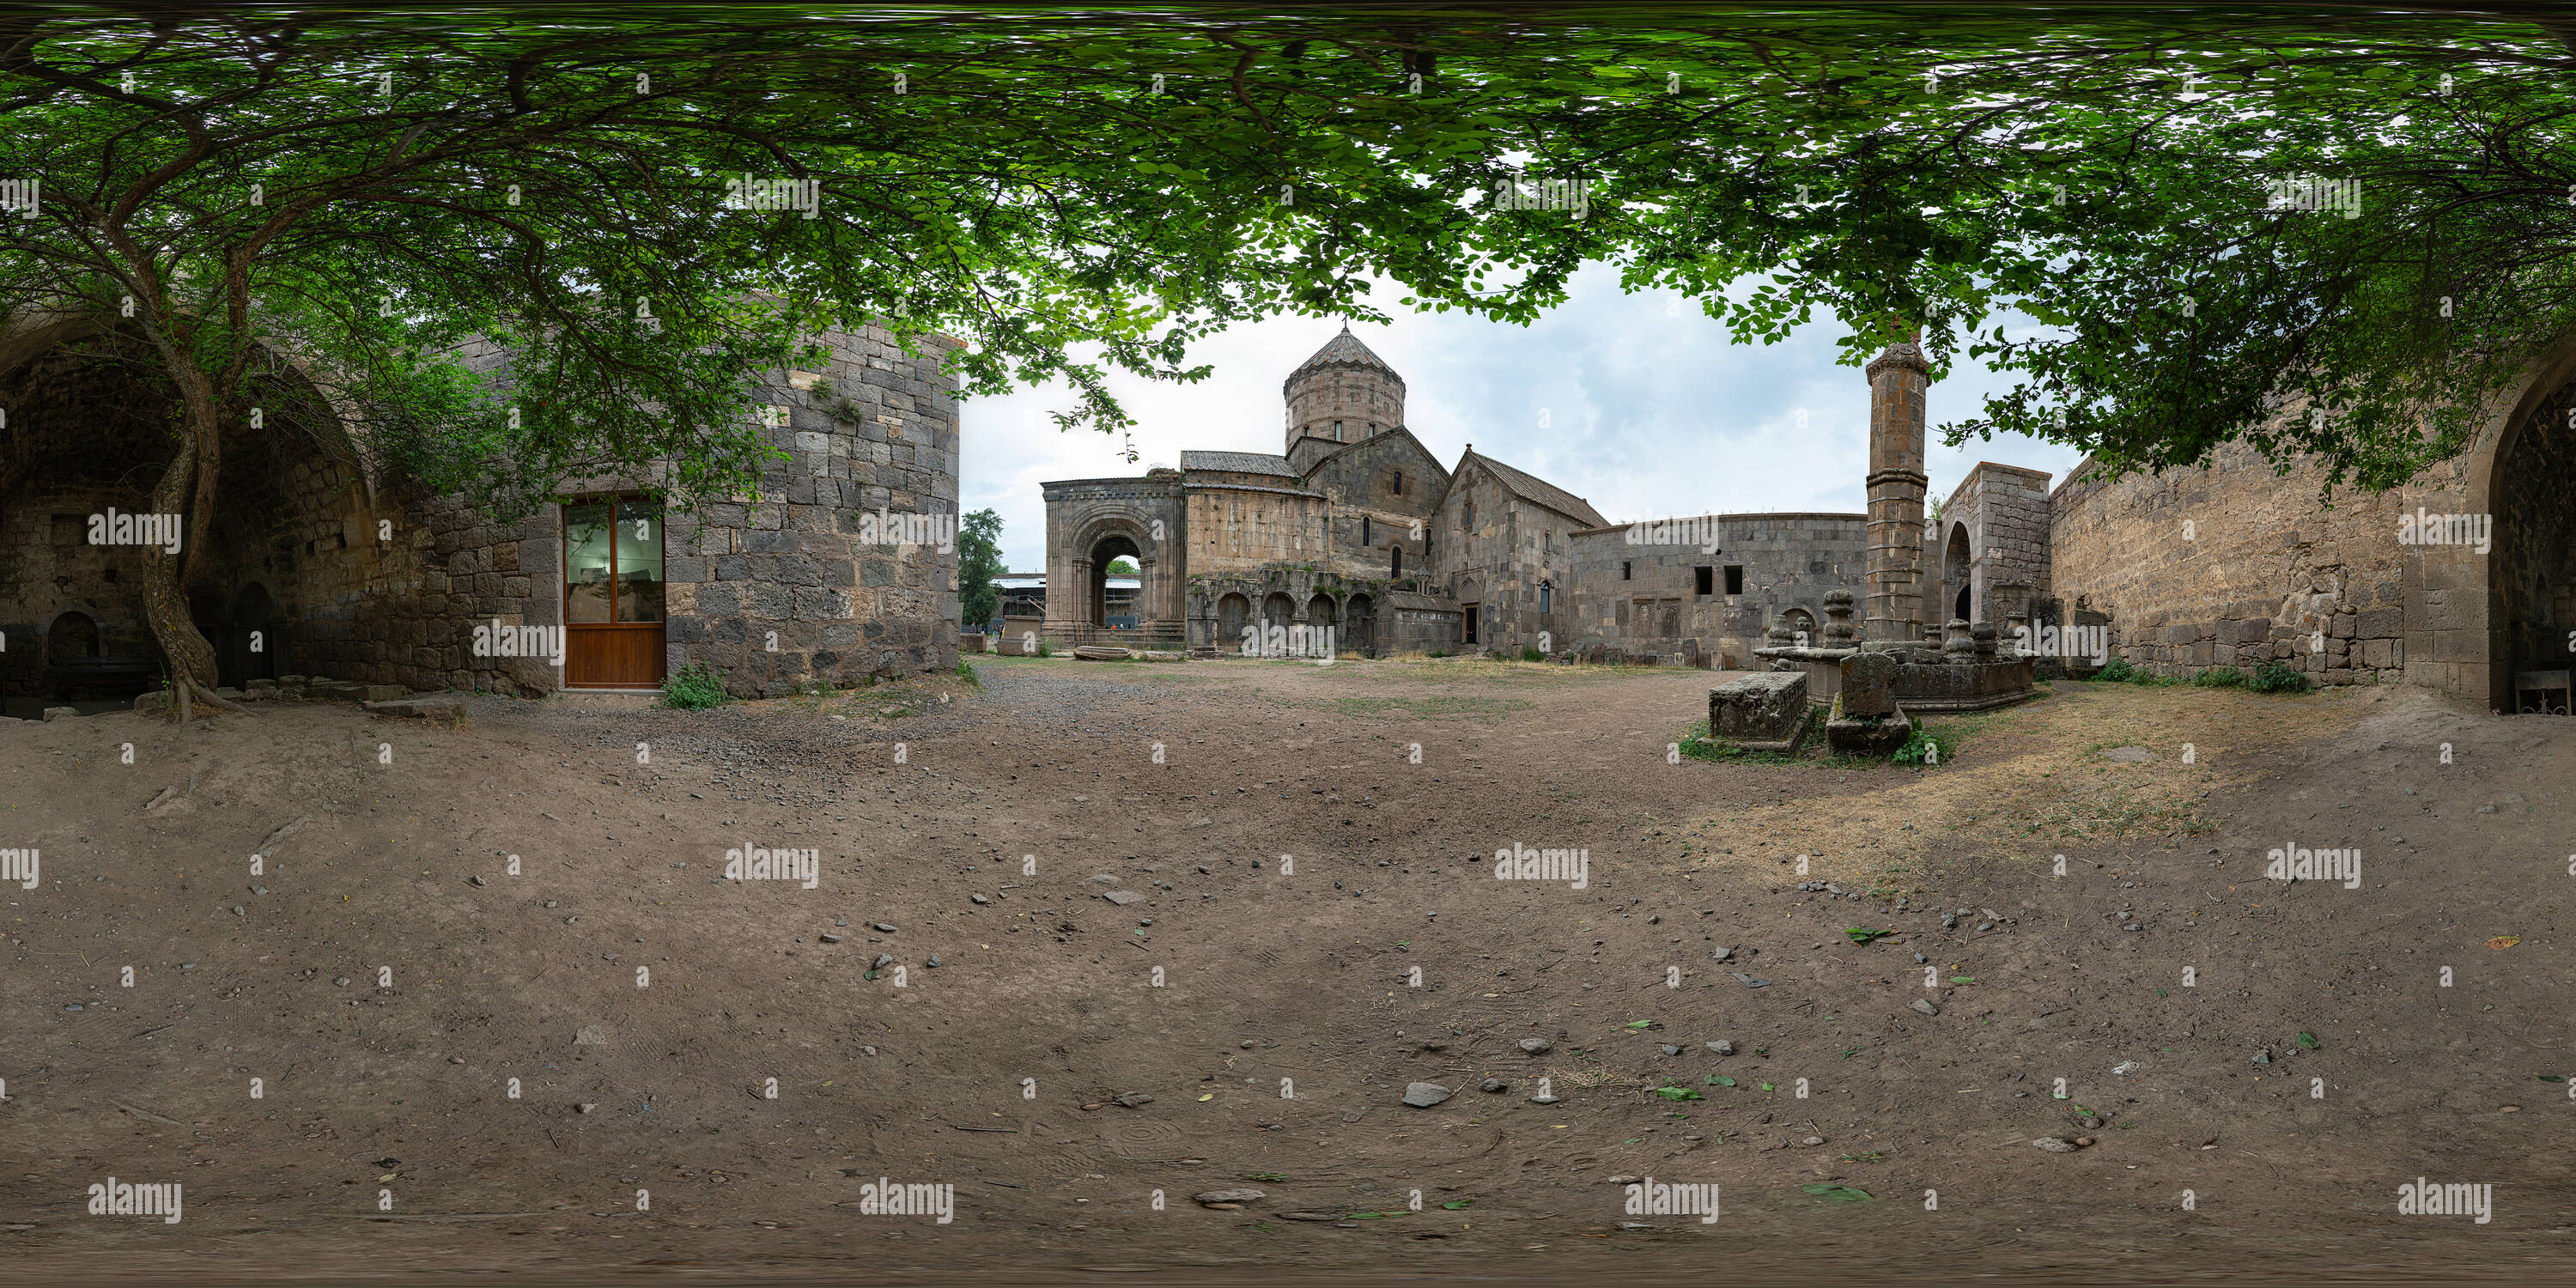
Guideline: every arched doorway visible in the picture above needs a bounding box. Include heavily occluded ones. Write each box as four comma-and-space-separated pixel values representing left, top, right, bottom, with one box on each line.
1262, 592, 1297, 635
1783, 606, 1817, 647
1346, 593, 1377, 653
46, 611, 100, 663
1087, 533, 1142, 627
2, 321, 372, 694
1943, 523, 1973, 623
2495, 374, 2576, 712
1217, 592, 1251, 649
1304, 592, 1338, 657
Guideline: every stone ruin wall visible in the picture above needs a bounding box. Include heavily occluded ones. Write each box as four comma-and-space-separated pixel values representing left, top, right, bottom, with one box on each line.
367, 321, 966, 699
2047, 439, 2412, 685
1563, 514, 1868, 667
1935, 463, 2052, 634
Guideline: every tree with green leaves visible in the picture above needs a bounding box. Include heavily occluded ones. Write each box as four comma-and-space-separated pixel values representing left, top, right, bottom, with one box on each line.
0, 9, 1542, 705
1485, 9, 2576, 491
11, 3, 2575, 720
957, 508, 1005, 629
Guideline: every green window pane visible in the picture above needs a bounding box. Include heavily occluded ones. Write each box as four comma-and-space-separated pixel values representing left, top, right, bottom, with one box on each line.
614, 500, 665, 623
565, 503, 613, 623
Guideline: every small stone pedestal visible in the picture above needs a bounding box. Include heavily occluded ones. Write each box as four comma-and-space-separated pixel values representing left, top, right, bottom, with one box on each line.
1826, 650, 1914, 756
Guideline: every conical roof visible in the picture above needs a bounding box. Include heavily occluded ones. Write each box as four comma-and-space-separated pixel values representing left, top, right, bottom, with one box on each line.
1286, 323, 1402, 385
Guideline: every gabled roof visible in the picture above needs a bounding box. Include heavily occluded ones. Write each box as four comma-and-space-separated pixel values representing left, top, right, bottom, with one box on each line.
1461, 450, 1609, 528
1285, 324, 1403, 386
1180, 449, 1298, 477
1298, 423, 1451, 484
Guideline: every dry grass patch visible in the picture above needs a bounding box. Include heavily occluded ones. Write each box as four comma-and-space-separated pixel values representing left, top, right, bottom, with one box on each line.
1671, 683, 2369, 884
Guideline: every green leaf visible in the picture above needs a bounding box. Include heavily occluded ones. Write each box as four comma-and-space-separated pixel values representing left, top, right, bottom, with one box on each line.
2540, 1074, 2566, 1083
1801, 1184, 1874, 1201
1949, 976, 1978, 984
1654, 1086, 1703, 1101
1441, 1199, 1473, 1210
1625, 1019, 1656, 1030
1760, 1081, 1776, 1092
1707, 1074, 1737, 1087
1844, 927, 1892, 944
2295, 1031, 2320, 1050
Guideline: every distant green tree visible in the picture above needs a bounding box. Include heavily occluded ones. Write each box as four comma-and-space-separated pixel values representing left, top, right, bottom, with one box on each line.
957, 509, 1005, 629
1105, 556, 1139, 574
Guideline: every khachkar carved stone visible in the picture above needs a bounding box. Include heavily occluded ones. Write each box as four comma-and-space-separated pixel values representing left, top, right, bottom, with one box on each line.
1826, 649, 1915, 755
1863, 339, 1931, 648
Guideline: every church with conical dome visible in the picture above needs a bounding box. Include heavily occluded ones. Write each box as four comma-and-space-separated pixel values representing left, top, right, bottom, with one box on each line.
1039, 327, 2061, 665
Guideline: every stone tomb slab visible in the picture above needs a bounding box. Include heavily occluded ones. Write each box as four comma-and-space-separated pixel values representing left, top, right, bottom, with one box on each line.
1709, 671, 1814, 754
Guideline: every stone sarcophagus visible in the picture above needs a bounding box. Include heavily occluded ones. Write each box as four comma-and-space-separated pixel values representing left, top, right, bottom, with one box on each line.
1710, 670, 1813, 754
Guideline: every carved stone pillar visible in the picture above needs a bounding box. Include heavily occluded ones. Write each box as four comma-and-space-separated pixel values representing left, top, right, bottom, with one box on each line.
1863, 339, 1931, 647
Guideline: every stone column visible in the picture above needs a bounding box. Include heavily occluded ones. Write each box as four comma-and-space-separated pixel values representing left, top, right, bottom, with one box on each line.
1862, 339, 1931, 647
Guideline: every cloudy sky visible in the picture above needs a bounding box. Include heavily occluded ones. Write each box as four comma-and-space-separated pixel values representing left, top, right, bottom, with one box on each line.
959, 263, 2084, 574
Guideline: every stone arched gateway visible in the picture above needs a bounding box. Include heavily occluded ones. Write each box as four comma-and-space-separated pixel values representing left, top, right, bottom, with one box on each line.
1086, 528, 1144, 627
1043, 473, 1184, 641
2489, 362, 2576, 713
1942, 521, 1974, 624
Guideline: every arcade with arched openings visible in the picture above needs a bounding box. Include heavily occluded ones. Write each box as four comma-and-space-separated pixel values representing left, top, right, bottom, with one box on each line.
0, 319, 377, 706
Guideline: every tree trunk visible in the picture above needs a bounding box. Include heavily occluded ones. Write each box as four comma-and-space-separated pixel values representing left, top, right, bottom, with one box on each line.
141, 424, 220, 693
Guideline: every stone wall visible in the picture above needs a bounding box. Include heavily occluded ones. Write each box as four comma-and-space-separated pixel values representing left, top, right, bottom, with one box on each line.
0, 484, 159, 693
0, 328, 419, 697
1182, 482, 1329, 573
2048, 440, 2412, 685
1382, 589, 1465, 654
1187, 565, 1400, 653
1433, 459, 1578, 653
1563, 513, 1868, 665
1042, 472, 1186, 630
444, 322, 963, 698
1933, 462, 2052, 633
665, 325, 963, 695
1303, 431, 1447, 581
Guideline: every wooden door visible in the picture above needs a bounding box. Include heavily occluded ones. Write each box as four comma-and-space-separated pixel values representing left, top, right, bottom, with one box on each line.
564, 499, 666, 688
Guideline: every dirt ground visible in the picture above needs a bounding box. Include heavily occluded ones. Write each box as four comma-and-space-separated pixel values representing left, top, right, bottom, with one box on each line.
4, 654, 2573, 1285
